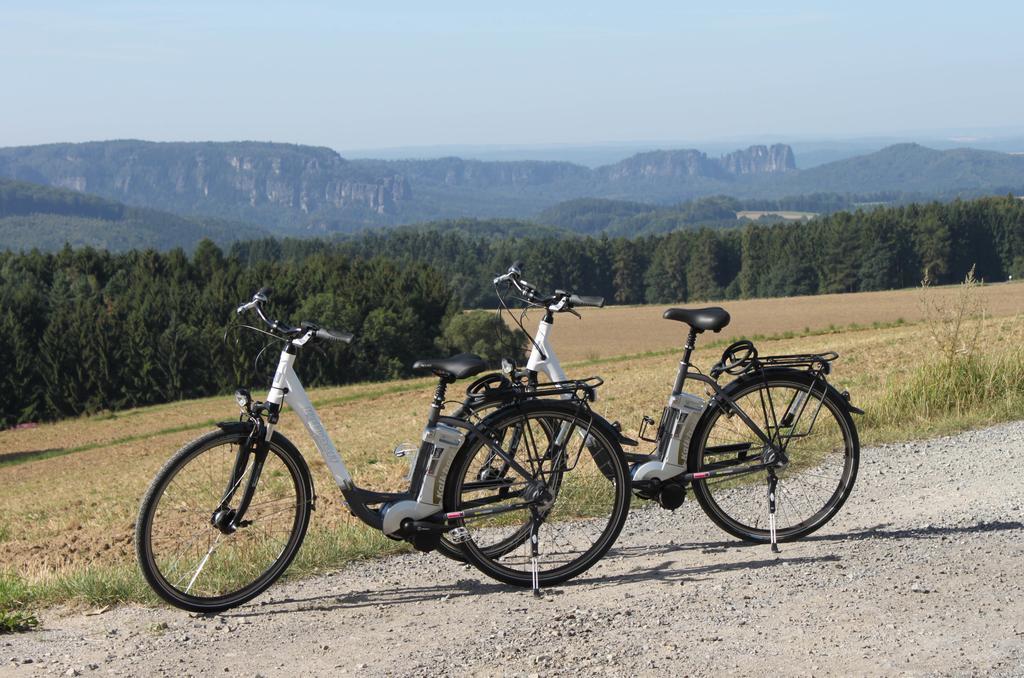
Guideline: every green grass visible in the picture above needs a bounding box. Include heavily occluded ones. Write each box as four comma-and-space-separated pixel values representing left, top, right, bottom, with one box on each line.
0, 566, 156, 616
867, 348, 1024, 439
0, 610, 39, 634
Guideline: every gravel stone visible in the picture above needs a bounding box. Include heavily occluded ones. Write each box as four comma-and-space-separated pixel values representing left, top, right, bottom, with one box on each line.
5, 421, 1024, 676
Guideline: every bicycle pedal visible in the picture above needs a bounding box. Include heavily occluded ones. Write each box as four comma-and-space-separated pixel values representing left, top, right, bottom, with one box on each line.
446, 527, 472, 544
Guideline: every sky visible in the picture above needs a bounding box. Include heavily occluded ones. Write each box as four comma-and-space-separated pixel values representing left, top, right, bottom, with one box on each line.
2, 1, 1023, 152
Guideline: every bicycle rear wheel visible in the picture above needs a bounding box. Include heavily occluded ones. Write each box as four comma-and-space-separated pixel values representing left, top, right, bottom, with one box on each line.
445, 401, 630, 588
135, 428, 312, 613
435, 400, 557, 563
434, 400, 513, 562
689, 372, 858, 543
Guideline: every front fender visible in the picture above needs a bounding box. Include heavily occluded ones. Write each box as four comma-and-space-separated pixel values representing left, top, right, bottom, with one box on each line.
215, 420, 316, 510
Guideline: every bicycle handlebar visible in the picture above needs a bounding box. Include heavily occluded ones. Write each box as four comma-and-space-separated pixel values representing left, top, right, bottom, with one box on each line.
314, 326, 355, 344
236, 289, 353, 345
494, 263, 605, 312
568, 294, 605, 308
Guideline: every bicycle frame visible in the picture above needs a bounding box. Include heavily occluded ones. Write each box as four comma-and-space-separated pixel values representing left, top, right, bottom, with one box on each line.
459, 299, 830, 495
228, 339, 550, 540
632, 327, 836, 488
525, 315, 571, 385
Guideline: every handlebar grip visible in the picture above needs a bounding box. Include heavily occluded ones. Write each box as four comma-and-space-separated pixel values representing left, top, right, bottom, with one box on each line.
256, 286, 273, 299
316, 328, 354, 344
569, 294, 605, 308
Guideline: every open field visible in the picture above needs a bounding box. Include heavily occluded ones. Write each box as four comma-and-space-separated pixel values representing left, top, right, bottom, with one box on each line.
525, 281, 1024, 363
0, 282, 1022, 611
736, 209, 818, 220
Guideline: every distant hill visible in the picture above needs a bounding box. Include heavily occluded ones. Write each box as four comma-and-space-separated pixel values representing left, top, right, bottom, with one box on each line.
0, 140, 796, 232
767, 143, 1024, 195
0, 178, 265, 252
1, 140, 1022, 237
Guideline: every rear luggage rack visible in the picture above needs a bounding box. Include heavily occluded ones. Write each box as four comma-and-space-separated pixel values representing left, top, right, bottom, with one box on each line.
756, 351, 838, 371
465, 375, 604, 405
711, 340, 838, 379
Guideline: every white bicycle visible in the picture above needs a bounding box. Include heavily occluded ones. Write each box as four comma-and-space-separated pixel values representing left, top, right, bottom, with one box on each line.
449, 263, 862, 556
135, 288, 630, 612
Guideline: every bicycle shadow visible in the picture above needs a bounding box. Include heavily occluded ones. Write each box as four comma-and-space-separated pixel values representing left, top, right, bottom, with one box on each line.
220, 520, 1021, 619
606, 539, 743, 560
606, 519, 1023, 560
572, 553, 840, 591
802, 519, 1023, 543
222, 551, 834, 619
222, 577, 511, 618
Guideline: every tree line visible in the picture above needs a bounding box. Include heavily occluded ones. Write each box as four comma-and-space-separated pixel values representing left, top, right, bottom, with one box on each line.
0, 244, 467, 426
2, 194, 1022, 426
235, 195, 1024, 308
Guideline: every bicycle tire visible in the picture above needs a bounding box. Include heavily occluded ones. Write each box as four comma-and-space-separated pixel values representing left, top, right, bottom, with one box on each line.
135, 427, 312, 613
688, 370, 859, 543
444, 400, 630, 588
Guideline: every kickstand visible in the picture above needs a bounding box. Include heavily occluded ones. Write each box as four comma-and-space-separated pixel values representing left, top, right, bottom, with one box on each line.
530, 508, 542, 597
768, 472, 780, 554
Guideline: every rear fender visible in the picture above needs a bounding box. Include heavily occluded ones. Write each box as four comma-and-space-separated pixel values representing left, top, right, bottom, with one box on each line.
714, 368, 862, 418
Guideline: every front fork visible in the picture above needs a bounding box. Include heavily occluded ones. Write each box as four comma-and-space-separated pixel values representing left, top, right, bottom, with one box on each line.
212, 420, 268, 534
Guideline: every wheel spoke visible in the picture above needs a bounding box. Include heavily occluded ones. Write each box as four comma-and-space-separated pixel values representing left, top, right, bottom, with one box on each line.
139, 433, 308, 608
692, 379, 857, 541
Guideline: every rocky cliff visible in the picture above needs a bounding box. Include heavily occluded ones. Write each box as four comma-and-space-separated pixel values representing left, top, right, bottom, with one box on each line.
719, 144, 796, 175
0, 141, 409, 221
601, 145, 796, 182
0, 140, 800, 231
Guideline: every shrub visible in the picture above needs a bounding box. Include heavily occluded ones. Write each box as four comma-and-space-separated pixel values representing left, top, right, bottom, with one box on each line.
435, 311, 527, 364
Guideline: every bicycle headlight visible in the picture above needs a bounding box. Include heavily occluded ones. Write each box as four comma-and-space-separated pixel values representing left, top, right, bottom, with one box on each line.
234, 388, 252, 411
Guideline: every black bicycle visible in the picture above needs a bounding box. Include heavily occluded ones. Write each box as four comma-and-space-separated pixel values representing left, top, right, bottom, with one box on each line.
444, 263, 862, 552
629, 308, 862, 549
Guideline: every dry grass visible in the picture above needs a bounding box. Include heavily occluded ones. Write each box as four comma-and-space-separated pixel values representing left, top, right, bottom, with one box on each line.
526, 281, 1024, 363
736, 210, 817, 221
1, 282, 1023, 610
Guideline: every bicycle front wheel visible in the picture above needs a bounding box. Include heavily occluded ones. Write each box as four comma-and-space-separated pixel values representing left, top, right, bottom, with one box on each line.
445, 401, 630, 588
135, 428, 312, 613
689, 372, 859, 543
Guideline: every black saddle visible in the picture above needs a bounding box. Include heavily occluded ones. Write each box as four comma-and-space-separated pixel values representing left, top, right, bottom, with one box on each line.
412, 353, 487, 380
663, 307, 731, 333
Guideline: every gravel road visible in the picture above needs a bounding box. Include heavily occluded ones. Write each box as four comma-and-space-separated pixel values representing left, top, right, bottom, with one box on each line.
4, 421, 1023, 677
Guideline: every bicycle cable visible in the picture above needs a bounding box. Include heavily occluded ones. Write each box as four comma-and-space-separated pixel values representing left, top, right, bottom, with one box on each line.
495, 281, 547, 362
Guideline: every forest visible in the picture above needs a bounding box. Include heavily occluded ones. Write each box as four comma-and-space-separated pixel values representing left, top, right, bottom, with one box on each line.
236, 195, 1024, 308
1, 194, 1022, 426
0, 246, 470, 426
0, 178, 265, 251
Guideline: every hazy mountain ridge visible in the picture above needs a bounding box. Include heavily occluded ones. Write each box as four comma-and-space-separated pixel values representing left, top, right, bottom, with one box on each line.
0, 140, 409, 229
0, 177, 266, 251
0, 140, 798, 230
1, 140, 1023, 236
